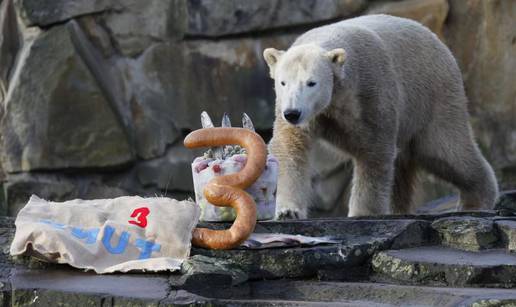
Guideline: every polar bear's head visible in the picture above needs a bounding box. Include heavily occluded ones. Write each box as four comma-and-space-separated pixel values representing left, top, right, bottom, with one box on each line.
263, 44, 346, 126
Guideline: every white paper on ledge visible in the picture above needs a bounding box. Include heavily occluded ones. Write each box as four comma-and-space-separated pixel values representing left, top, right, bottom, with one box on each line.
241, 233, 340, 249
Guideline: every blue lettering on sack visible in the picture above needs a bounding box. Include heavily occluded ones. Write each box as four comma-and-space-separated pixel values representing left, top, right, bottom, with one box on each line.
135, 239, 161, 259
38, 220, 161, 259
71, 227, 99, 244
102, 225, 130, 254
40, 219, 65, 230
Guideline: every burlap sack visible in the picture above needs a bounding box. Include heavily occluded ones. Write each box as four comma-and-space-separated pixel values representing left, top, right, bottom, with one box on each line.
10, 195, 200, 273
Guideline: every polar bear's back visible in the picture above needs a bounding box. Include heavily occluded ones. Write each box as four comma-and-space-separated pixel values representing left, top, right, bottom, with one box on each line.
294, 14, 467, 132
294, 14, 460, 82
294, 14, 451, 61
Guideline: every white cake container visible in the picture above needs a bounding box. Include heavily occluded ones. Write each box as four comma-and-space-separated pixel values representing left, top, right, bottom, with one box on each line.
192, 154, 278, 221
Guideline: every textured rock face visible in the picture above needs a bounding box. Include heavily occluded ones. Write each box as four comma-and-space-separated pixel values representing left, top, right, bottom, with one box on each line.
367, 0, 449, 37
1, 23, 133, 173
0, 0, 20, 104
134, 143, 195, 192
15, 0, 116, 26
143, 36, 294, 132
431, 217, 498, 251
0, 0, 513, 215
103, 0, 186, 57
2, 172, 130, 216
186, 0, 367, 37
495, 220, 516, 252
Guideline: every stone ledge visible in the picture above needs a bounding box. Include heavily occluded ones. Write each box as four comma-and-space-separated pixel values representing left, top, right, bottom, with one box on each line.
2, 212, 516, 305
432, 217, 498, 251
372, 247, 516, 287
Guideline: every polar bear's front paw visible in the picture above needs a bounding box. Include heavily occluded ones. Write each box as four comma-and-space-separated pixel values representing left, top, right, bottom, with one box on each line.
275, 193, 309, 220
276, 209, 302, 220
275, 206, 307, 220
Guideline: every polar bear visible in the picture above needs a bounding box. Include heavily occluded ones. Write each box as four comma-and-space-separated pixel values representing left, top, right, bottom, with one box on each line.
263, 15, 498, 219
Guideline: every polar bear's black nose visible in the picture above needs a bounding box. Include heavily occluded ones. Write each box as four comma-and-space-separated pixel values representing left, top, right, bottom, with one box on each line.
283, 109, 301, 124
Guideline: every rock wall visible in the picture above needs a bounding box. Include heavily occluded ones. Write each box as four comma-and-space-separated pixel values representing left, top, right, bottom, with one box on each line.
0, 0, 514, 216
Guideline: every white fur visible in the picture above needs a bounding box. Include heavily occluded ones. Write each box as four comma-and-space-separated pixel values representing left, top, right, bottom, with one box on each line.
264, 15, 498, 219
264, 45, 345, 127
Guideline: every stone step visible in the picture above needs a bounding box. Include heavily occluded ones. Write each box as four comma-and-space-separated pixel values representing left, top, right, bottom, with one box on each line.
431, 216, 499, 251
193, 219, 433, 280
9, 271, 516, 307
372, 246, 516, 287
495, 219, 516, 252
222, 280, 516, 307
210, 299, 392, 307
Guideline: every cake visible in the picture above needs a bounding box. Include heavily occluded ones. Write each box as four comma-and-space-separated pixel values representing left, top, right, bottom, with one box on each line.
192, 150, 278, 221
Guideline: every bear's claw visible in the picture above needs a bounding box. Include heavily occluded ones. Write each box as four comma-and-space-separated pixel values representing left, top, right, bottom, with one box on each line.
276, 209, 301, 220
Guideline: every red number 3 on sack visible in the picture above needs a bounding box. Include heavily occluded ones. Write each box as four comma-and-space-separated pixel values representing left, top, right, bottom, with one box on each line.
129, 207, 150, 228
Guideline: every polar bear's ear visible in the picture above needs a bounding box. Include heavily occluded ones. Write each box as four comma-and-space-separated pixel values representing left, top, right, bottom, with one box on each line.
263, 48, 284, 78
326, 48, 346, 65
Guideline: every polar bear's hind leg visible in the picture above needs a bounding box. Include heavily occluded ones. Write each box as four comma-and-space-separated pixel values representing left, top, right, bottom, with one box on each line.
415, 119, 498, 210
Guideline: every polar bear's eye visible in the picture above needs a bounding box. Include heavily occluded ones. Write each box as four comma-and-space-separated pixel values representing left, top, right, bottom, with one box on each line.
307, 81, 317, 87
280, 81, 286, 86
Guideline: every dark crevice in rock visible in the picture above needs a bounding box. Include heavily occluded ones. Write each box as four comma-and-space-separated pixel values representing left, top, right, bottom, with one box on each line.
23, 17, 71, 31
99, 29, 166, 59
86, 15, 123, 57
3, 159, 136, 176
67, 20, 136, 159
0, 0, 21, 103
157, 279, 173, 306
30, 9, 112, 31
99, 296, 112, 307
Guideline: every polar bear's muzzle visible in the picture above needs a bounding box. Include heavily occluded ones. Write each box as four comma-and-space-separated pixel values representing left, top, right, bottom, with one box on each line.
283, 109, 302, 125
